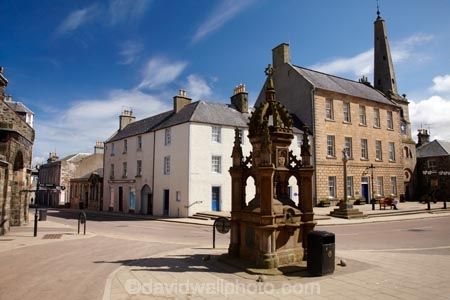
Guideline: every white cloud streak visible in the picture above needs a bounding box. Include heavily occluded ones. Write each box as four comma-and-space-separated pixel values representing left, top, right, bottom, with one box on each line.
410, 95, 450, 141
108, 0, 151, 25
137, 57, 188, 90
118, 40, 144, 65
309, 33, 434, 79
57, 5, 99, 35
192, 0, 255, 43
185, 74, 212, 100
430, 74, 450, 94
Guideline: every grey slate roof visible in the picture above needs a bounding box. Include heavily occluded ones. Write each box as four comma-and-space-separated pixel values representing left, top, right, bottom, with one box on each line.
293, 65, 396, 106
5, 100, 34, 114
417, 140, 450, 158
107, 101, 252, 143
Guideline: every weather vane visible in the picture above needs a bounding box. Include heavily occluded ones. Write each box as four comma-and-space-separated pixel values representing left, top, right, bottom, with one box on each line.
376, 0, 381, 18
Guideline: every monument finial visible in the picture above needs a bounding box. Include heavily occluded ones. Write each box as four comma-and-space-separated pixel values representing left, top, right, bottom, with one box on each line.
376, 0, 381, 20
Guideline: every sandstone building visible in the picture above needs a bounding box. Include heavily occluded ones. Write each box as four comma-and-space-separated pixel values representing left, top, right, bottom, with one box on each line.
256, 12, 415, 204
0, 68, 35, 235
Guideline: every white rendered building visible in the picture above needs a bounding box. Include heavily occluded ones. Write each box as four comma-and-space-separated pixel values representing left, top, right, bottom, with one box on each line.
103, 87, 305, 217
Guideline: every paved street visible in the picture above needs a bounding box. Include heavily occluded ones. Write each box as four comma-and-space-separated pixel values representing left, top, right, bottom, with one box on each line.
0, 210, 449, 299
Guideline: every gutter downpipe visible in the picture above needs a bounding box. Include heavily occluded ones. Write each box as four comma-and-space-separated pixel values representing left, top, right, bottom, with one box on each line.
151, 131, 156, 214
311, 86, 317, 206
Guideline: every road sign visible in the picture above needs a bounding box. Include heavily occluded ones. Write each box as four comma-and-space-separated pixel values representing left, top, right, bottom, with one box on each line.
214, 217, 231, 234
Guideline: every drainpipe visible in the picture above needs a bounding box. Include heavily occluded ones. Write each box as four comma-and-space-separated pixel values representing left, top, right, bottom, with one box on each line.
310, 87, 317, 206
151, 131, 156, 214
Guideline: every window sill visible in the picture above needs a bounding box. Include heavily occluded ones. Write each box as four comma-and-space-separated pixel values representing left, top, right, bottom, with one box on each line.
359, 123, 367, 127
373, 126, 381, 129
387, 128, 394, 131
375, 159, 383, 162
325, 118, 335, 122
342, 121, 352, 125
135, 175, 142, 178
389, 159, 396, 163
360, 158, 369, 161
326, 155, 337, 159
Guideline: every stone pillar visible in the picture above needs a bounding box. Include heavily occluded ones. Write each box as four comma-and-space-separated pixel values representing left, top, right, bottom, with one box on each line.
229, 169, 244, 257
300, 168, 316, 258
259, 167, 275, 216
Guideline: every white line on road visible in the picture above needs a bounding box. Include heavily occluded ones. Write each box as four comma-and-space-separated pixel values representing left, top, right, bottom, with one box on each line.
349, 245, 450, 252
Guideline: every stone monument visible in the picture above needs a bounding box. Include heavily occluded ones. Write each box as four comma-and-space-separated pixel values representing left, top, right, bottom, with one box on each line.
228, 65, 316, 269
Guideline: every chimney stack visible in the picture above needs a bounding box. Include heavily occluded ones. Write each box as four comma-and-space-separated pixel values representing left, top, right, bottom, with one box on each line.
94, 141, 104, 154
272, 43, 290, 69
230, 84, 248, 113
119, 108, 135, 130
173, 89, 192, 113
0, 66, 8, 102
417, 129, 430, 148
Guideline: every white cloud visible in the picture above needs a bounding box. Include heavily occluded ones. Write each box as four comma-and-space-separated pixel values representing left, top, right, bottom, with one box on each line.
309, 33, 434, 80
192, 0, 255, 43
137, 57, 188, 90
109, 0, 151, 25
57, 5, 99, 35
430, 74, 450, 94
410, 95, 450, 141
185, 75, 212, 100
118, 40, 143, 65
33, 89, 169, 165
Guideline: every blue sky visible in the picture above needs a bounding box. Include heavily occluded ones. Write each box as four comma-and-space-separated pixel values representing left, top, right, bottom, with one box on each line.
1, 0, 450, 164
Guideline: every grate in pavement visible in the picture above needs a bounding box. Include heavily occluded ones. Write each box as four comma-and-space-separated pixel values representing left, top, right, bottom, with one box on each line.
42, 234, 63, 239
0, 239, 14, 241
406, 228, 429, 232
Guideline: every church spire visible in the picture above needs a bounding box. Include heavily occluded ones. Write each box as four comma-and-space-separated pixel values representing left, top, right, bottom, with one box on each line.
373, 5, 398, 97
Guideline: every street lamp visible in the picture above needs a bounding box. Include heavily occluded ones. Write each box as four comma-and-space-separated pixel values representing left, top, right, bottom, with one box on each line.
365, 164, 376, 210
342, 149, 349, 208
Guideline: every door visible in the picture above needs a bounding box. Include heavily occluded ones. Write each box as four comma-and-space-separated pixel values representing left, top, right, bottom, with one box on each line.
163, 189, 169, 216
148, 193, 153, 215
361, 184, 369, 203
118, 187, 123, 212
211, 186, 221, 211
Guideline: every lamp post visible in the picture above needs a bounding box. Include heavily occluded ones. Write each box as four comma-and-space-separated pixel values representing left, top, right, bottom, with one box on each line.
366, 164, 376, 210
438, 171, 449, 209
342, 149, 349, 208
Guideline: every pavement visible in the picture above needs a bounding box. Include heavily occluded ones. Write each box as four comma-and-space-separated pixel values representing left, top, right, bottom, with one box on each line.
1, 204, 450, 300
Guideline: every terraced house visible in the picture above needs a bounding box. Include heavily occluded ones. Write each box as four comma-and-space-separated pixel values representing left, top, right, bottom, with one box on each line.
256, 12, 416, 205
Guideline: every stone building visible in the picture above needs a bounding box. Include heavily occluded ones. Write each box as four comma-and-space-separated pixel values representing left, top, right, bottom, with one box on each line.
415, 129, 450, 202
38, 143, 103, 207
69, 168, 103, 210
103, 88, 307, 217
0, 67, 35, 235
256, 12, 415, 204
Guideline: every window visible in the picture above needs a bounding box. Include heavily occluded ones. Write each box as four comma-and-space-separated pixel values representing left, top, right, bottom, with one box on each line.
110, 164, 115, 179
375, 140, 382, 160
361, 139, 368, 160
297, 134, 302, 148
325, 98, 334, 120
137, 135, 142, 150
212, 126, 221, 143
327, 135, 336, 157
111, 143, 115, 156
165, 128, 171, 145
123, 139, 128, 153
176, 191, 181, 202
359, 105, 367, 125
344, 137, 353, 158
388, 142, 396, 161
387, 111, 394, 130
390, 177, 397, 195
346, 176, 354, 197
376, 176, 384, 196
239, 129, 244, 145
122, 162, 127, 178
428, 160, 437, 170
373, 108, 381, 127
164, 156, 170, 175
136, 160, 142, 176
211, 155, 222, 173
328, 176, 336, 198
343, 102, 351, 123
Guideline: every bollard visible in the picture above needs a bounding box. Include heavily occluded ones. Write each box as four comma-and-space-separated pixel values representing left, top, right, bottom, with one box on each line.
212, 225, 216, 249
427, 199, 431, 210
78, 211, 87, 235
33, 206, 38, 237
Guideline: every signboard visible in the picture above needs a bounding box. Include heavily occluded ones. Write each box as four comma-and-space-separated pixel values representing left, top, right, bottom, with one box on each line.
214, 217, 231, 234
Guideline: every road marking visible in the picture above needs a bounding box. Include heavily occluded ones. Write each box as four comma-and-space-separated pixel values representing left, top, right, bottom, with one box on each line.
349, 245, 450, 252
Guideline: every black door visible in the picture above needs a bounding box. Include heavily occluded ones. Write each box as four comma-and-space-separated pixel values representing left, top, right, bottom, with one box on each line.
148, 193, 153, 215
163, 189, 169, 216
118, 187, 123, 212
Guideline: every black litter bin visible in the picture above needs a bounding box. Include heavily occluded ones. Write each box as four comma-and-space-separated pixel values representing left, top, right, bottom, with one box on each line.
307, 230, 335, 276
38, 209, 47, 221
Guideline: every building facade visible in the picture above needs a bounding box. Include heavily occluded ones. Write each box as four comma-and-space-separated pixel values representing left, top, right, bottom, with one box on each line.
103, 88, 306, 217
0, 67, 35, 235
415, 131, 450, 202
38, 144, 103, 207
256, 13, 414, 205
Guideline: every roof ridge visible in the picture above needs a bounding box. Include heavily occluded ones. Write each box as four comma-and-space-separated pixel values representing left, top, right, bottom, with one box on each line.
294, 64, 367, 85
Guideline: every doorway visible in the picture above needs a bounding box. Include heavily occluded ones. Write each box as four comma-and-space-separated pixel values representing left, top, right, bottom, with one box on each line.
163, 189, 169, 216
361, 176, 369, 203
141, 185, 153, 215
211, 186, 221, 211
118, 187, 123, 212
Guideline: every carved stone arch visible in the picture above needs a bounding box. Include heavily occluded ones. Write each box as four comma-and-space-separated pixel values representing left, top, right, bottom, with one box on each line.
404, 168, 413, 183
